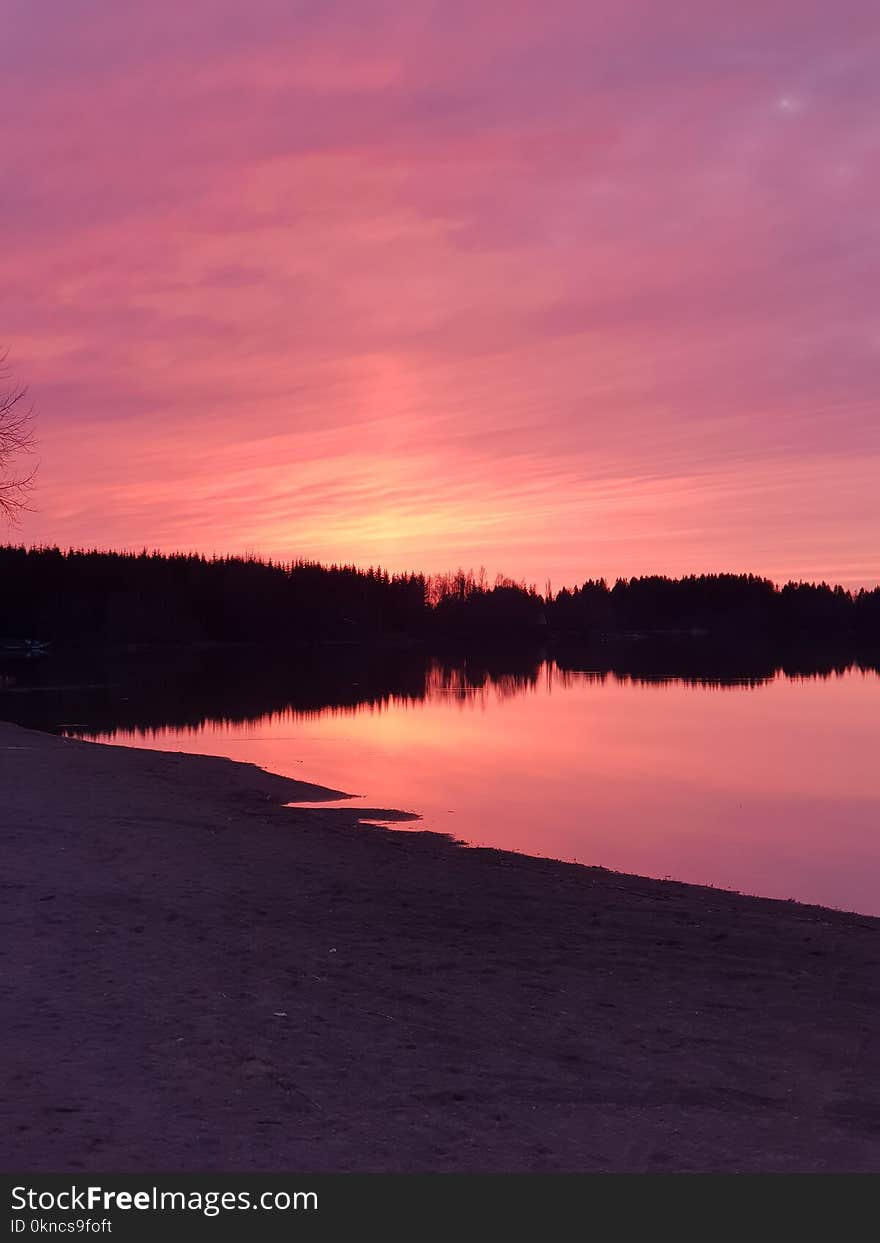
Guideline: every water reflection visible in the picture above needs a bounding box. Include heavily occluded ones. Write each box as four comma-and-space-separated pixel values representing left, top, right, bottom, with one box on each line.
2, 642, 878, 915
0, 639, 875, 734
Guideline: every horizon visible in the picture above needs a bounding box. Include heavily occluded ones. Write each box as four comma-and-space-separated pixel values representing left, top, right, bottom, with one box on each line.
4, 540, 880, 598
4, 2, 880, 588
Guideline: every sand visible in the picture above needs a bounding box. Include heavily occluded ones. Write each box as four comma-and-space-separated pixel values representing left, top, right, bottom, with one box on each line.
2, 719, 878, 1172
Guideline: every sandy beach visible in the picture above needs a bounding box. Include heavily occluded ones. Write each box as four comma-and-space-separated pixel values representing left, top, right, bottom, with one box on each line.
2, 719, 878, 1173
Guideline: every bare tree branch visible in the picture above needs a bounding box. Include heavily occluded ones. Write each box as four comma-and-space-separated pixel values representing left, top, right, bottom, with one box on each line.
0, 351, 37, 521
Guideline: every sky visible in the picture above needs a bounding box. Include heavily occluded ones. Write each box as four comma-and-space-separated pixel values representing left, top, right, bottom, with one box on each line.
2, 0, 879, 588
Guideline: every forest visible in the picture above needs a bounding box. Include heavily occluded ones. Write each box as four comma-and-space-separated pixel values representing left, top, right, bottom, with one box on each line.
2, 544, 880, 647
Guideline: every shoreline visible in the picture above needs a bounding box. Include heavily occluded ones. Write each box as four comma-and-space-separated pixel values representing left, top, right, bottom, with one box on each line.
3, 719, 878, 1172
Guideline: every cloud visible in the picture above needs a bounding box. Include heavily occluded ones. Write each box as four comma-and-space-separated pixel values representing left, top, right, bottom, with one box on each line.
3, 0, 879, 583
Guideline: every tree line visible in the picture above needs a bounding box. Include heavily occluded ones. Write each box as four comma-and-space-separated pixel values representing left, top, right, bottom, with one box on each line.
2, 545, 880, 646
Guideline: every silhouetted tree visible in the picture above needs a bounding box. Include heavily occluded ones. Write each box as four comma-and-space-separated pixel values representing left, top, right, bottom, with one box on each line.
0, 353, 35, 520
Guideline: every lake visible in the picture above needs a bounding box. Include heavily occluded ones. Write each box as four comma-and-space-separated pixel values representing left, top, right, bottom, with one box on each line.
2, 643, 878, 915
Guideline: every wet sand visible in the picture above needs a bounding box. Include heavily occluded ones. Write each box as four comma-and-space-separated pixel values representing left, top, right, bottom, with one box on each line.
2, 719, 878, 1172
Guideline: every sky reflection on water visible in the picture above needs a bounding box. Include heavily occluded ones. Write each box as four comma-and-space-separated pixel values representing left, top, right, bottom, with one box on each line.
77, 661, 880, 916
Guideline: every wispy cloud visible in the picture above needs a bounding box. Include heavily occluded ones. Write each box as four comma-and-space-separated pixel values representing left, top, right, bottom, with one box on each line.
3, 0, 879, 583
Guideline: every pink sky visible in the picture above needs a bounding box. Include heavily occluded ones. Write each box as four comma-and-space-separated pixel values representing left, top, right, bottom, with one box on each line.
3, 1, 879, 586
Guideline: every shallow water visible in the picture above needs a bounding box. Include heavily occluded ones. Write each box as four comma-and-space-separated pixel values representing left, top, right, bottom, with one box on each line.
8, 647, 874, 915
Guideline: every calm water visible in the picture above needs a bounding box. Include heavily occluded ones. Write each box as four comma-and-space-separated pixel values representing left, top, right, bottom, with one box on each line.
6, 645, 875, 915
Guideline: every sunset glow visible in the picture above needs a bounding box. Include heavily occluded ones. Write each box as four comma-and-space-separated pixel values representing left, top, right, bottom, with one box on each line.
4, 1, 879, 584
